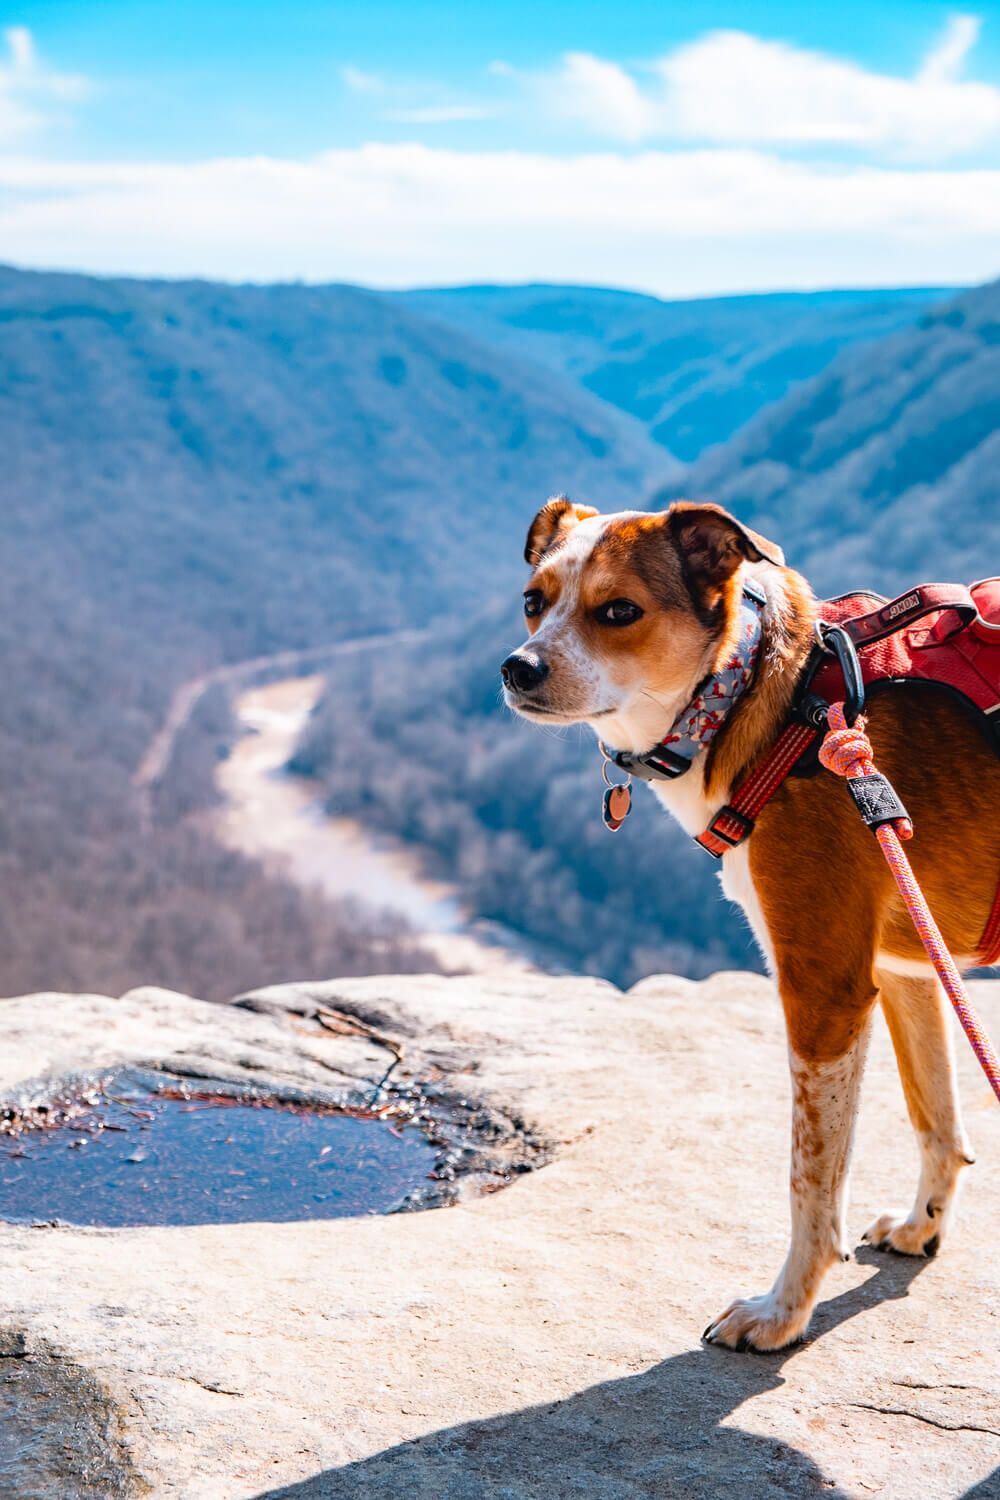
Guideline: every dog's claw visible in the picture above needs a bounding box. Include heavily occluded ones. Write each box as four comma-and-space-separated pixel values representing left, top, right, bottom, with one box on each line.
701, 1293, 812, 1352
865, 1208, 950, 1258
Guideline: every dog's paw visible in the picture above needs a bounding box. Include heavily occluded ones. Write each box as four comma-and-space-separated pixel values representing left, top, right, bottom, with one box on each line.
863, 1211, 940, 1259
702, 1292, 811, 1353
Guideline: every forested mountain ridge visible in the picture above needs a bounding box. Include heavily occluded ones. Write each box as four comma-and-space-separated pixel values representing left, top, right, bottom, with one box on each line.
2, 260, 980, 996
3, 265, 660, 655
659, 277, 1000, 595
398, 283, 951, 462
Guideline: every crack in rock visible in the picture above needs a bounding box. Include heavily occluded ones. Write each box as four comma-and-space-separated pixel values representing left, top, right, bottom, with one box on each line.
845, 1402, 1000, 1439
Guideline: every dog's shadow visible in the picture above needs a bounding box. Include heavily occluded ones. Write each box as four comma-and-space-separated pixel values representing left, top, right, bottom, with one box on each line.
251, 1247, 961, 1499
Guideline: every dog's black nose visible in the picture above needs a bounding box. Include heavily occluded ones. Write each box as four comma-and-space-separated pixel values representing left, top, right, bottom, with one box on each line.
501, 653, 549, 694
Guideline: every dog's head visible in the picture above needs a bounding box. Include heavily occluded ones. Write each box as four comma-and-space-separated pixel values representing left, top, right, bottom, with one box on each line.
500, 497, 783, 750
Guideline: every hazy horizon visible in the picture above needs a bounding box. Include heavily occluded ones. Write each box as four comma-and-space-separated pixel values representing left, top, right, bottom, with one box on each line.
0, 255, 976, 304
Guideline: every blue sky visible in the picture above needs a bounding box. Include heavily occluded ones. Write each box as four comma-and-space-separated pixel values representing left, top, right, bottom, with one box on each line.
2, 2, 1000, 294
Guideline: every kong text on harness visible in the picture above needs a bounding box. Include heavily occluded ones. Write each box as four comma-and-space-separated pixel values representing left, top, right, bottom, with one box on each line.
599, 742, 632, 831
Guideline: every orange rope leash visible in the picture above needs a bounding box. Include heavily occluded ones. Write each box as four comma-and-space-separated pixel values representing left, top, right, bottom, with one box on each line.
819, 702, 1000, 1103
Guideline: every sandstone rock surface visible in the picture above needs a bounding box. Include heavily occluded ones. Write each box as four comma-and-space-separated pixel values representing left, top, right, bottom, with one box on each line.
0, 972, 998, 1498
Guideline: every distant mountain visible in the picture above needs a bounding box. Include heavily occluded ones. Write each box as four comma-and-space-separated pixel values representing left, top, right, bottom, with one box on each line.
659, 278, 1000, 594
0, 264, 659, 998
398, 283, 951, 461
3, 267, 660, 660
4, 260, 983, 998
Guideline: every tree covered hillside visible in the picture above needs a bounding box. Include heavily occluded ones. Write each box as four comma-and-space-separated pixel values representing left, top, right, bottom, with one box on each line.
5, 260, 982, 996
663, 279, 1000, 593
4, 267, 659, 657
399, 284, 949, 462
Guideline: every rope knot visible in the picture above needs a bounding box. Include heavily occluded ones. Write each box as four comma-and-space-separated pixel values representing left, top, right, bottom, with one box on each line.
818, 701, 913, 841
818, 703, 874, 779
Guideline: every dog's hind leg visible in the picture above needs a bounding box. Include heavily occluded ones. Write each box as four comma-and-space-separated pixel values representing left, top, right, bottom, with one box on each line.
865, 967, 974, 1258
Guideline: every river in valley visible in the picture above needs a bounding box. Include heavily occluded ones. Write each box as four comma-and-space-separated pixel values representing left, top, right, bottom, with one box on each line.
212, 675, 539, 975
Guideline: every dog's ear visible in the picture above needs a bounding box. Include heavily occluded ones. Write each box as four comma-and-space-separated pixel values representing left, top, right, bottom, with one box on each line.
524, 496, 599, 566
668, 502, 783, 597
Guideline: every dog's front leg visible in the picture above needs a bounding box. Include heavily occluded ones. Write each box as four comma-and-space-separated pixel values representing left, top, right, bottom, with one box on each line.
705, 1000, 874, 1352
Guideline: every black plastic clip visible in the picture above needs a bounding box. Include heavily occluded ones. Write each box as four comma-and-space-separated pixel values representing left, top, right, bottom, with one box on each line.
612, 745, 691, 782
701, 805, 755, 852
815, 622, 866, 726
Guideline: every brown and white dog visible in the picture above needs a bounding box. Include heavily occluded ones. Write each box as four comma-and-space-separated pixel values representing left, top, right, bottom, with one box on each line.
501, 495, 999, 1352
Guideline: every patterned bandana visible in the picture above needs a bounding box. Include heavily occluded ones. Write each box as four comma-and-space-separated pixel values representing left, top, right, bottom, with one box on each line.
656, 587, 765, 767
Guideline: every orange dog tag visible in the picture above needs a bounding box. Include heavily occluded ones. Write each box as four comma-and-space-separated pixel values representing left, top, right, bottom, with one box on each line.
602, 783, 632, 832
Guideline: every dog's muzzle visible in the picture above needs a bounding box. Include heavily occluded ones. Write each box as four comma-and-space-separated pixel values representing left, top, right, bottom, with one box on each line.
500, 652, 549, 696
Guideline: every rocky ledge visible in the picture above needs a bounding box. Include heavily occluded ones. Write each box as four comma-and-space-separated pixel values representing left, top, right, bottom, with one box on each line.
0, 972, 998, 1498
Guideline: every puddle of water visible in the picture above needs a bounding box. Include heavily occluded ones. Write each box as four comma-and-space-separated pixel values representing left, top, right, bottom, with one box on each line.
0, 1070, 437, 1228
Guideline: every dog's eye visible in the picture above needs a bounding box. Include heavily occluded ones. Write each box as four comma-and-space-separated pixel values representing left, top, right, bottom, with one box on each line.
523, 590, 545, 618
595, 599, 643, 626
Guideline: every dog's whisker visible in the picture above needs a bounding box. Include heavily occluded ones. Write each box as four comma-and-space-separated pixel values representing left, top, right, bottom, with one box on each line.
639, 688, 676, 712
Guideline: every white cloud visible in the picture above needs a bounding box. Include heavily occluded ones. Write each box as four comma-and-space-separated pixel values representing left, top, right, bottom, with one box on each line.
342, 63, 492, 124
384, 105, 493, 123
920, 12, 980, 82
340, 65, 384, 95
544, 53, 647, 144
524, 15, 1000, 161
6, 25, 34, 71
0, 144, 997, 295
0, 26, 90, 142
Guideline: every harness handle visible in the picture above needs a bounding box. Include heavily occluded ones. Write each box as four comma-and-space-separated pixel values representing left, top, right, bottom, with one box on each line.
801, 587, 977, 733
836, 583, 978, 649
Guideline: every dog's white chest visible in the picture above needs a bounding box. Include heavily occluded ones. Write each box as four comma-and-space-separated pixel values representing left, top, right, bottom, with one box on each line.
649, 769, 775, 972
648, 762, 718, 838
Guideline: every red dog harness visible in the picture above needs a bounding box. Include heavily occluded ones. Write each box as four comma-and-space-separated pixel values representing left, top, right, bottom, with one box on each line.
696, 579, 1000, 966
